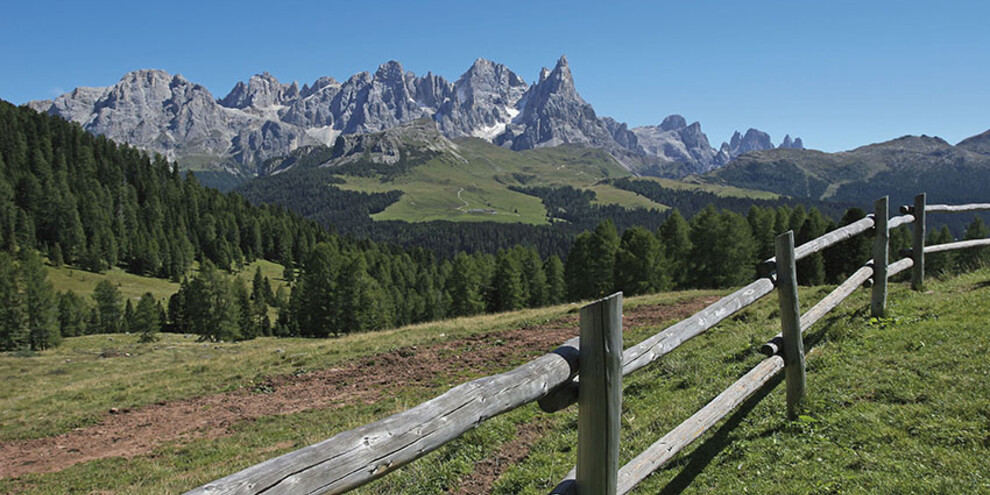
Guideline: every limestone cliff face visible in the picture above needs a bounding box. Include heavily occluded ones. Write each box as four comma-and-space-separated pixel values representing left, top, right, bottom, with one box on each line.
31, 57, 804, 177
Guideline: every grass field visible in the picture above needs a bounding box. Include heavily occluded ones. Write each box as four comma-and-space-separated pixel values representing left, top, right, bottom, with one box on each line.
335, 139, 671, 224
45, 259, 286, 305
3, 269, 988, 493
332, 141, 781, 225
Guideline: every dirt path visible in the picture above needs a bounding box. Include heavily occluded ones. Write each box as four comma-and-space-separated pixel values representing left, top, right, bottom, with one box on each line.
0, 296, 717, 478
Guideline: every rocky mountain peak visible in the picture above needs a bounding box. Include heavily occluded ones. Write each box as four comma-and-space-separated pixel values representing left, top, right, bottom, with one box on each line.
956, 129, 990, 155
301, 76, 339, 97
220, 72, 298, 110
729, 128, 775, 157
659, 114, 688, 131
36, 57, 809, 179
375, 60, 406, 82
538, 67, 551, 84
630, 115, 723, 174
778, 134, 805, 149
540, 55, 579, 102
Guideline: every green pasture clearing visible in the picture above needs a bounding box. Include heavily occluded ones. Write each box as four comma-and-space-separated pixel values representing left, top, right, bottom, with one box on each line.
4, 269, 988, 493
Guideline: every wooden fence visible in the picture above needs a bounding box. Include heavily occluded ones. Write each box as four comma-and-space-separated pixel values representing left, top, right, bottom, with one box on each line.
187, 193, 990, 495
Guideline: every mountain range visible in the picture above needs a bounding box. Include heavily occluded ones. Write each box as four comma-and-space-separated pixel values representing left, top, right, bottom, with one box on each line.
706, 132, 990, 209
28, 56, 802, 177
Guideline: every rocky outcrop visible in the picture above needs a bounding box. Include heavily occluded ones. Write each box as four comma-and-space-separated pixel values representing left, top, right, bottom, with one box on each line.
779, 134, 805, 149
435, 58, 526, 139
630, 115, 724, 174
31, 57, 807, 178
957, 129, 990, 155
728, 128, 775, 157
495, 56, 619, 155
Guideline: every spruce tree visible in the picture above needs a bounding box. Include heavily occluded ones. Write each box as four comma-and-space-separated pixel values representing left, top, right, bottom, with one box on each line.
57, 291, 88, 338
0, 252, 27, 351
564, 231, 592, 301
134, 293, 161, 343
587, 220, 620, 298
823, 208, 870, 283
657, 209, 692, 289
796, 208, 827, 286
447, 252, 485, 317
91, 280, 123, 334
614, 226, 666, 296
492, 249, 526, 312
20, 250, 60, 349
544, 255, 566, 305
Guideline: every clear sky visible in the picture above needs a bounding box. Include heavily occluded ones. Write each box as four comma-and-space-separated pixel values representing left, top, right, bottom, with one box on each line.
2, 0, 988, 152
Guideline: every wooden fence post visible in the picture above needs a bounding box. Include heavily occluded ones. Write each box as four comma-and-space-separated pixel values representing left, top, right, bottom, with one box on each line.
912, 193, 926, 291
577, 292, 623, 495
775, 231, 805, 420
872, 196, 889, 317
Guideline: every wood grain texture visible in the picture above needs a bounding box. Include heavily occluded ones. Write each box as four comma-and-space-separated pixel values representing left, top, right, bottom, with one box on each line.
775, 232, 805, 419
912, 194, 926, 291
620, 278, 775, 377
576, 293, 622, 495
760, 265, 873, 356
763, 216, 875, 266
926, 203, 990, 214
184, 340, 580, 495
888, 213, 915, 230
923, 238, 990, 254
872, 197, 889, 318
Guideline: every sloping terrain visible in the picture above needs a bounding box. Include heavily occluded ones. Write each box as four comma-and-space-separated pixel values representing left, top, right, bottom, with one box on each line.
237, 120, 783, 228
3, 269, 988, 494
706, 133, 990, 207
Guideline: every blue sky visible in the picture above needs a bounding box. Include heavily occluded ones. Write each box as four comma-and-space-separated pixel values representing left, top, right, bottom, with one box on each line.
1, 0, 987, 152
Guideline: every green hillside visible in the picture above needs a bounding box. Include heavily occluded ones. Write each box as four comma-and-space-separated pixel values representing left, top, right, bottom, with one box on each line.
2, 268, 988, 493
334, 139, 647, 224
242, 127, 783, 227
44, 259, 287, 306
705, 134, 990, 208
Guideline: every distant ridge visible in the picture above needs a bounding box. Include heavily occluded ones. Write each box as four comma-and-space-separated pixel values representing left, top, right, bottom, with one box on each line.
30, 57, 799, 178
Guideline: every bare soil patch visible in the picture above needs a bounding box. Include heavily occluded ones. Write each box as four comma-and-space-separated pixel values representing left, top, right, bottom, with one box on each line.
0, 295, 717, 478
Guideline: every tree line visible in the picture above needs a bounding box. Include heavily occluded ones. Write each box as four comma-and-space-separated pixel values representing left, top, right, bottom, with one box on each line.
3, 99, 988, 351
0, 100, 327, 280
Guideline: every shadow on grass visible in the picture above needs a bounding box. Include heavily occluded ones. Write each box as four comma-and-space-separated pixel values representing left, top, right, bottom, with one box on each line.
656, 324, 837, 495
656, 369, 784, 495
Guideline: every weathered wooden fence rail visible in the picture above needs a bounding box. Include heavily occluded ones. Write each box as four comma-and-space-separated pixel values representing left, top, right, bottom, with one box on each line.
187, 193, 989, 495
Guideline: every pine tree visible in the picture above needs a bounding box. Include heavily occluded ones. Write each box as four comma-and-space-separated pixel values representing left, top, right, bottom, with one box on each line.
565, 231, 592, 301
544, 255, 566, 305
0, 252, 27, 351
520, 247, 549, 307
447, 252, 485, 317
91, 280, 123, 334
823, 208, 870, 283
294, 243, 340, 337
747, 205, 776, 260
123, 299, 135, 332
21, 250, 60, 349
134, 293, 161, 343
587, 220, 620, 297
57, 291, 88, 338
657, 210, 692, 289
614, 226, 667, 296
796, 208, 827, 286
690, 207, 757, 288
492, 249, 526, 312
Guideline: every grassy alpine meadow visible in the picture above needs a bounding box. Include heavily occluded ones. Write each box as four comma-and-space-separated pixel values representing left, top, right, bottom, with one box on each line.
2, 269, 989, 493
45, 259, 288, 307
334, 138, 669, 224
